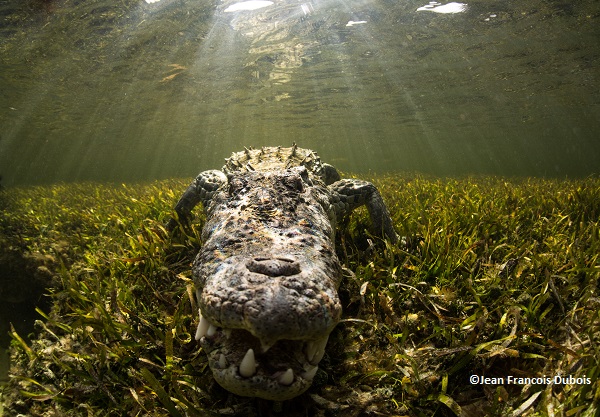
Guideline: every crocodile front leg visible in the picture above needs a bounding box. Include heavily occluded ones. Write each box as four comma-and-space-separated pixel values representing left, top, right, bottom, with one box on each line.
166, 170, 227, 231
329, 179, 399, 244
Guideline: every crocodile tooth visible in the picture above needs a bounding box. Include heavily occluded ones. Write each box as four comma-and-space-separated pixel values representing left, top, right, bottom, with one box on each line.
260, 340, 275, 353
306, 335, 329, 364
195, 310, 210, 340
312, 338, 328, 364
302, 365, 318, 380
207, 324, 218, 337
218, 353, 227, 369
306, 341, 318, 362
278, 368, 294, 386
239, 348, 256, 377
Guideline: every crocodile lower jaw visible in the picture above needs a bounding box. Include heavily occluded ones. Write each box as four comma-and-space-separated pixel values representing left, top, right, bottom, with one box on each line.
195, 309, 328, 400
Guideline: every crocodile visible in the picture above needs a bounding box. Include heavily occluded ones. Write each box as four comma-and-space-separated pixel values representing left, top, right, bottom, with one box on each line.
169, 145, 398, 400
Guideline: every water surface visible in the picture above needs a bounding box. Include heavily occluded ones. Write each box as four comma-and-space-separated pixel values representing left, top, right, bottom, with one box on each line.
0, 0, 598, 185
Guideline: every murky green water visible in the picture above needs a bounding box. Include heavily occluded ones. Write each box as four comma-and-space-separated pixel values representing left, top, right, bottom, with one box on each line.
0, 0, 598, 186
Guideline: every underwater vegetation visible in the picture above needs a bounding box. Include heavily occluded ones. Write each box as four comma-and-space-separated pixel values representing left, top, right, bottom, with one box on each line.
0, 174, 598, 416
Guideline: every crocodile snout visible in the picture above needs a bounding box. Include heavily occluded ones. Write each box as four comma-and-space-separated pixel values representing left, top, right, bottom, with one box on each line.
246, 257, 301, 277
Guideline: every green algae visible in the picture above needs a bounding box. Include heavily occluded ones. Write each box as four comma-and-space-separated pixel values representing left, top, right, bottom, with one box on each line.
0, 175, 598, 416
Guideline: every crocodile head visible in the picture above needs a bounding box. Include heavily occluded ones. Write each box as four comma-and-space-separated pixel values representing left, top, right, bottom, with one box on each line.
192, 167, 343, 400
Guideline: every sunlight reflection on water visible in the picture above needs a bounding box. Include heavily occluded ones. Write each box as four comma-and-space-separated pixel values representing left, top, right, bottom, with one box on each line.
0, 0, 598, 185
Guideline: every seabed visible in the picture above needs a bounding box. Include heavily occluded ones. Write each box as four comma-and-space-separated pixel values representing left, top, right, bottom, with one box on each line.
0, 174, 598, 416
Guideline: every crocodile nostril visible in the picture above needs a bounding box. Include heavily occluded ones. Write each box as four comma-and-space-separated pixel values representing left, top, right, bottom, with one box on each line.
247, 257, 301, 277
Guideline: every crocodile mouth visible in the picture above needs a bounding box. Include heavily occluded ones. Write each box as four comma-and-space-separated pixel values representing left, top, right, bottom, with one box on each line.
195, 310, 328, 400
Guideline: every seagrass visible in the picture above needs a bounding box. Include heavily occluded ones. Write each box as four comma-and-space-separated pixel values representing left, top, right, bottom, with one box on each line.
1, 174, 598, 416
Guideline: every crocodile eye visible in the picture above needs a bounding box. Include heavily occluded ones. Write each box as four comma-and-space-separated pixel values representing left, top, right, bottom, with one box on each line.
284, 174, 304, 193
229, 177, 245, 196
